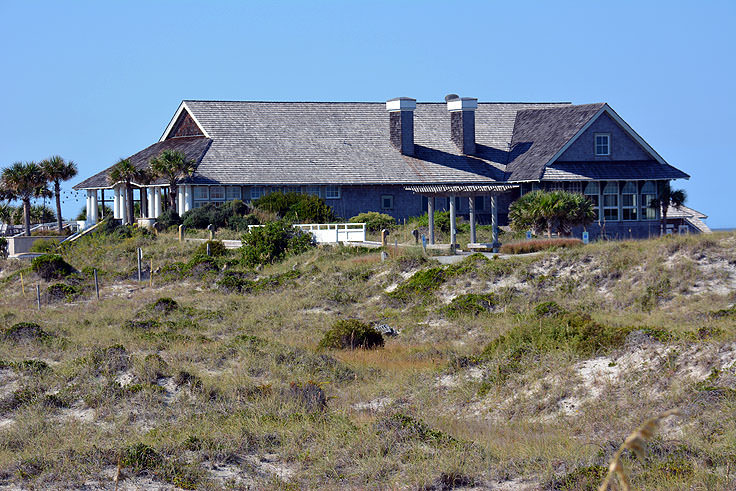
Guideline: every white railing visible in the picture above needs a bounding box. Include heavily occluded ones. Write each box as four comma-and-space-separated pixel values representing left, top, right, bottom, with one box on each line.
247, 222, 366, 244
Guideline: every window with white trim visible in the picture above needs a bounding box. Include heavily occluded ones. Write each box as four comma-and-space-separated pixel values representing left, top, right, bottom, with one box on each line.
568, 182, 583, 194
641, 181, 657, 220
584, 182, 600, 220
226, 186, 241, 201
210, 186, 225, 201
381, 195, 394, 210
193, 186, 209, 201
325, 185, 340, 199
602, 181, 619, 221
250, 186, 264, 200
548, 182, 565, 191
595, 133, 610, 156
621, 181, 638, 221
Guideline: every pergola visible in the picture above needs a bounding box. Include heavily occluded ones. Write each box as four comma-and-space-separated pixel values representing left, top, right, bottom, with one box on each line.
404, 184, 518, 251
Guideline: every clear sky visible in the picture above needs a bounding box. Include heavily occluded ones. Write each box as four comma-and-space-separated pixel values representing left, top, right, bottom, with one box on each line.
1, 1, 734, 227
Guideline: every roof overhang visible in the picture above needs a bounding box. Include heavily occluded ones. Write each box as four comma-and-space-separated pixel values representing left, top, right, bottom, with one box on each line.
404, 184, 518, 196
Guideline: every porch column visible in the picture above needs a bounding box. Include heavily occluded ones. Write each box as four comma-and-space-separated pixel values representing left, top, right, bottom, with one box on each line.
146, 188, 155, 218
90, 190, 98, 224
177, 187, 185, 216
100, 190, 105, 218
154, 188, 162, 218
184, 185, 193, 213
449, 194, 457, 250
113, 186, 121, 219
428, 196, 435, 245
468, 196, 476, 244
490, 194, 499, 252
120, 186, 128, 224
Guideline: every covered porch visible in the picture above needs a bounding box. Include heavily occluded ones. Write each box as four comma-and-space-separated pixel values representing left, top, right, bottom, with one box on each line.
80, 184, 196, 227
404, 184, 518, 252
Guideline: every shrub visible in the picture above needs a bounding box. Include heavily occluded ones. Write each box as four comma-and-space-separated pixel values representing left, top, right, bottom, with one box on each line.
46, 283, 80, 302
288, 381, 327, 411
388, 267, 446, 301
349, 212, 396, 233
121, 443, 162, 471
442, 293, 496, 317
31, 254, 74, 280
533, 300, 566, 318
318, 319, 384, 350
29, 238, 60, 253
0, 237, 8, 259
240, 220, 314, 266
193, 240, 227, 257
499, 238, 583, 254
508, 189, 595, 236
415, 211, 452, 234
181, 201, 253, 230
4, 322, 51, 342
156, 209, 182, 230
253, 192, 337, 223
149, 297, 179, 314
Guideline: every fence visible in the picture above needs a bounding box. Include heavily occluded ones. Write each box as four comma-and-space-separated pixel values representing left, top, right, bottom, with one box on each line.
247, 223, 366, 244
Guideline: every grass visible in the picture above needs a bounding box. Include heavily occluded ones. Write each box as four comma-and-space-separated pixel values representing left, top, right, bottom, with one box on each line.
0, 228, 733, 488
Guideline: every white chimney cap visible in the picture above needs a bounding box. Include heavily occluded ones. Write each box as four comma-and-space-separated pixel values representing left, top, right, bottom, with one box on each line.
386, 97, 417, 112
447, 97, 478, 112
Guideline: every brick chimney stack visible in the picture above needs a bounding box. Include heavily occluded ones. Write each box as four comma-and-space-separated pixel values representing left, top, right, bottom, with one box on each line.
386, 97, 416, 156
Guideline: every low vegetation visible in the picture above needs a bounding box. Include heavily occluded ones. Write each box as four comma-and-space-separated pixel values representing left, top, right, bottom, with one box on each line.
0, 224, 733, 489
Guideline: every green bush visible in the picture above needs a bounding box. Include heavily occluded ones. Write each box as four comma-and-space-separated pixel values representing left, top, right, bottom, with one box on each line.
156, 209, 182, 230
0, 237, 7, 259
318, 319, 384, 350
533, 301, 566, 318
415, 211, 452, 234
387, 267, 447, 301
46, 283, 80, 302
193, 240, 227, 257
240, 220, 314, 267
149, 297, 179, 314
181, 201, 254, 230
253, 192, 337, 223
442, 293, 496, 318
349, 212, 396, 233
29, 238, 60, 254
4, 322, 51, 342
31, 254, 74, 280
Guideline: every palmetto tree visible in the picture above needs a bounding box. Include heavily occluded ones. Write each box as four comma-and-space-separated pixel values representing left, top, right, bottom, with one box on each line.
1, 162, 49, 236
149, 150, 197, 212
40, 155, 78, 232
651, 181, 687, 235
107, 158, 137, 225
509, 190, 595, 238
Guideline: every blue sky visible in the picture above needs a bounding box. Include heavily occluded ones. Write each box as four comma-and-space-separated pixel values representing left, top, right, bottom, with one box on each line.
1, 1, 734, 227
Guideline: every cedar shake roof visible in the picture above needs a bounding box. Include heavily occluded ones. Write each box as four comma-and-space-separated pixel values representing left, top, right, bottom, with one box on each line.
181, 101, 568, 186
73, 136, 211, 189
74, 100, 690, 190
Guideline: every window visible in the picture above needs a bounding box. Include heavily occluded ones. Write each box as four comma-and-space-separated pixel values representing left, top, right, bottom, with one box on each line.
381, 195, 394, 210
602, 181, 619, 221
250, 186, 264, 200
548, 182, 566, 191
306, 186, 321, 197
584, 182, 600, 220
193, 186, 208, 201
325, 185, 340, 199
226, 186, 242, 201
210, 186, 225, 200
641, 181, 657, 220
595, 133, 610, 156
284, 186, 300, 194
622, 181, 638, 221
568, 182, 583, 194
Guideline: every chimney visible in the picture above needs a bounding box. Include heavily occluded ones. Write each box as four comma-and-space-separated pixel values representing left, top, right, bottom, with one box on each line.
386, 97, 416, 155
446, 96, 477, 154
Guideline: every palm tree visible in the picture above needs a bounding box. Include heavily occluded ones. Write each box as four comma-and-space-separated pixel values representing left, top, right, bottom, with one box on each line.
40, 155, 78, 232
134, 168, 156, 218
149, 150, 197, 212
1, 162, 49, 236
107, 159, 137, 225
652, 181, 687, 235
509, 190, 595, 238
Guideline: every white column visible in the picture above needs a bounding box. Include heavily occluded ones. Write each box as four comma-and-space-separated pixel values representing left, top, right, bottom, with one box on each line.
468, 196, 476, 244
113, 186, 121, 219
120, 186, 128, 224
146, 188, 154, 218
184, 185, 193, 213
86, 191, 92, 222
177, 187, 184, 216
90, 191, 98, 224
154, 188, 162, 218
491, 194, 499, 252
449, 194, 457, 249
428, 197, 435, 245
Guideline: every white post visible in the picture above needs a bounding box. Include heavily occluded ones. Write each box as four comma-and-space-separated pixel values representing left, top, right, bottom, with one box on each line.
90, 190, 98, 224
491, 194, 499, 252
468, 196, 476, 244
120, 186, 128, 224
177, 187, 185, 216
184, 185, 193, 213
154, 188, 162, 218
113, 186, 121, 219
428, 197, 435, 245
335, 224, 339, 243
147, 188, 154, 218
86, 191, 92, 222
449, 194, 457, 249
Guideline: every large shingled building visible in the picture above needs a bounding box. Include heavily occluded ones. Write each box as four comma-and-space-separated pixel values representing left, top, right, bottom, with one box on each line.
74, 96, 692, 240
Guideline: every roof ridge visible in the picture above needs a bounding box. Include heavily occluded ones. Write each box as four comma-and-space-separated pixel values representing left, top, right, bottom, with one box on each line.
183, 99, 573, 105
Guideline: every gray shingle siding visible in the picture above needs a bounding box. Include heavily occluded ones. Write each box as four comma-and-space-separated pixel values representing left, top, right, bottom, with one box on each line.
558, 112, 651, 161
